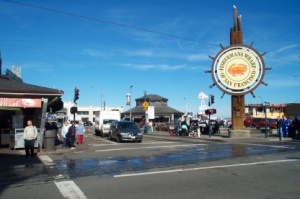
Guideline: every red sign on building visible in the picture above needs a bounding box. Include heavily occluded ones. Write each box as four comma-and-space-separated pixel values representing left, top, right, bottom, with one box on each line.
0, 98, 42, 108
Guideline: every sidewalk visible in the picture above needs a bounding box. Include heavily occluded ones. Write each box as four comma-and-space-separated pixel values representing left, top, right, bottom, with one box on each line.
148, 129, 299, 143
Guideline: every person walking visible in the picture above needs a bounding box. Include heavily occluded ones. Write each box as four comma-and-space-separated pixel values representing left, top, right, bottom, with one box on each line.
277, 116, 283, 140
61, 121, 71, 148
66, 122, 76, 149
76, 121, 85, 145
292, 117, 300, 136
23, 120, 38, 158
282, 115, 289, 138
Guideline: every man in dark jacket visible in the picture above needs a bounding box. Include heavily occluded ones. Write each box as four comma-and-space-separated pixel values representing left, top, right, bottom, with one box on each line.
277, 116, 283, 140
66, 122, 76, 148
292, 117, 300, 136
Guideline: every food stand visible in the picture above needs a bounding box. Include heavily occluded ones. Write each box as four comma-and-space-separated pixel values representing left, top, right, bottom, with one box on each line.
9, 128, 41, 150
0, 68, 64, 151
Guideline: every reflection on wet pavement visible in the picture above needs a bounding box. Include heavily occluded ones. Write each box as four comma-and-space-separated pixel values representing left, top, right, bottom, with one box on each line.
54, 143, 294, 179
0, 163, 53, 186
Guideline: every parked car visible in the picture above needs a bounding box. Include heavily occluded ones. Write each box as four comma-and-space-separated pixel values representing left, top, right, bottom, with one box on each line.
244, 118, 253, 127
108, 121, 143, 142
267, 118, 278, 129
198, 121, 207, 128
84, 121, 93, 126
155, 123, 174, 131
252, 118, 264, 128
256, 118, 277, 129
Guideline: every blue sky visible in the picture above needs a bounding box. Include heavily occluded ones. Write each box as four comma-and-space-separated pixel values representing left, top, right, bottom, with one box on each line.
1, 0, 300, 118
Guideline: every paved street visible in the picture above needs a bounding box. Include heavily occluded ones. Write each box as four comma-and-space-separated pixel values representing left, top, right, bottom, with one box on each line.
0, 127, 299, 199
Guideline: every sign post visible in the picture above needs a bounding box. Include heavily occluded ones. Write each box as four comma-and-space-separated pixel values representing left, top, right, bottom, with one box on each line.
207, 6, 268, 138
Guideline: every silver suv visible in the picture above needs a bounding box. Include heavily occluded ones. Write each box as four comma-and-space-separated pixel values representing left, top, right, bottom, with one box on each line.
108, 121, 143, 143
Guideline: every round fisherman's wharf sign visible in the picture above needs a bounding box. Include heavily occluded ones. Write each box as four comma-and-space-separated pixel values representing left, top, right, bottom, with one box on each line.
211, 45, 265, 95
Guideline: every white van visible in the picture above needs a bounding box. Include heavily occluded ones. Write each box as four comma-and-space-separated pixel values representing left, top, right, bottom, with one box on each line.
94, 110, 120, 137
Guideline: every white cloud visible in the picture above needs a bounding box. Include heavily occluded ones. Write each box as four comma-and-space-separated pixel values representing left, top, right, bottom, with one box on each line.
186, 53, 209, 62
125, 50, 153, 57
120, 63, 185, 71
124, 49, 211, 63
274, 44, 299, 53
82, 49, 106, 57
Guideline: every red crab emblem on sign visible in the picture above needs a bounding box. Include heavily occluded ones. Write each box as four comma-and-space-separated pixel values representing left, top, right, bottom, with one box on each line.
228, 63, 247, 76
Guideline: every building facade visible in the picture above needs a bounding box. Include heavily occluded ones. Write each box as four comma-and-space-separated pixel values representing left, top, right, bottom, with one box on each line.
122, 94, 184, 124
62, 101, 123, 123
245, 103, 300, 119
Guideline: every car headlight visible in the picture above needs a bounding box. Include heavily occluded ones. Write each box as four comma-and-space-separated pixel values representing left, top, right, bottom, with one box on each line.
120, 132, 129, 136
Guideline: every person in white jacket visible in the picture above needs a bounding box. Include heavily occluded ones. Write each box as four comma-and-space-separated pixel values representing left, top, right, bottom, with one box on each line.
61, 121, 71, 148
23, 120, 38, 158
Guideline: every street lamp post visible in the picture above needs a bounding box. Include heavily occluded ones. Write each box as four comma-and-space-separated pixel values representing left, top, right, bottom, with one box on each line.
100, 88, 103, 111
258, 96, 269, 138
144, 90, 147, 126
263, 101, 270, 138
183, 97, 187, 116
129, 85, 133, 121
258, 96, 264, 104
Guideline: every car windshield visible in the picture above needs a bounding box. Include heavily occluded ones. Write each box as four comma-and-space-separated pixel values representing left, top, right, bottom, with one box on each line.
103, 120, 115, 124
119, 122, 138, 129
269, 119, 277, 123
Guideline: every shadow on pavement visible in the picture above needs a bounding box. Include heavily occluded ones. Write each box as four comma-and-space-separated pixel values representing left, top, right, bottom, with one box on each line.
0, 147, 50, 195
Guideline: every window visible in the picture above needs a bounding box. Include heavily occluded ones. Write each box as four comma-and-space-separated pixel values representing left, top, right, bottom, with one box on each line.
77, 111, 89, 115
93, 111, 99, 115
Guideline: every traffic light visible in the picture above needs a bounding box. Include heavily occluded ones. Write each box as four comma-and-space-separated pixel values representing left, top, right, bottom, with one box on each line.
210, 109, 217, 115
70, 106, 78, 114
205, 109, 217, 115
74, 87, 79, 103
205, 109, 210, 115
210, 95, 215, 105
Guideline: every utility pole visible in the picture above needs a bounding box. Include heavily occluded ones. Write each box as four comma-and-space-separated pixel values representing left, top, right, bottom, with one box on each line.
144, 91, 147, 126
263, 101, 270, 138
130, 85, 133, 121
100, 88, 102, 111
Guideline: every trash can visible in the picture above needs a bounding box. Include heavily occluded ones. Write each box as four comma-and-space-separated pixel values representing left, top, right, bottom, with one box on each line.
147, 125, 153, 134
144, 125, 153, 134
44, 130, 56, 151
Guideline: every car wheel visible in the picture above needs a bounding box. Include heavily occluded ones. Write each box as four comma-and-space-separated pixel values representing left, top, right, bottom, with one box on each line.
137, 140, 142, 143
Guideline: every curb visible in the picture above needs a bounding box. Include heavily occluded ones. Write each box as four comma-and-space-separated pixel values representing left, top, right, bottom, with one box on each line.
37, 143, 91, 156
147, 132, 228, 142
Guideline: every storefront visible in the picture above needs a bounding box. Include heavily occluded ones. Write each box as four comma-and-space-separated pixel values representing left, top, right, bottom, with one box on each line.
0, 69, 63, 150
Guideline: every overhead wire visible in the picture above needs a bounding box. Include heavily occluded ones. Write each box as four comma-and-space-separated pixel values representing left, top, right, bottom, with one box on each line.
4, 0, 218, 47
4, 0, 300, 64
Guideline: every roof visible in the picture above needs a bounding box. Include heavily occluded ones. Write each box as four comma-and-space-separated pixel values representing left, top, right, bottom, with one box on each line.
123, 105, 184, 116
0, 75, 64, 97
285, 103, 300, 116
135, 94, 168, 101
